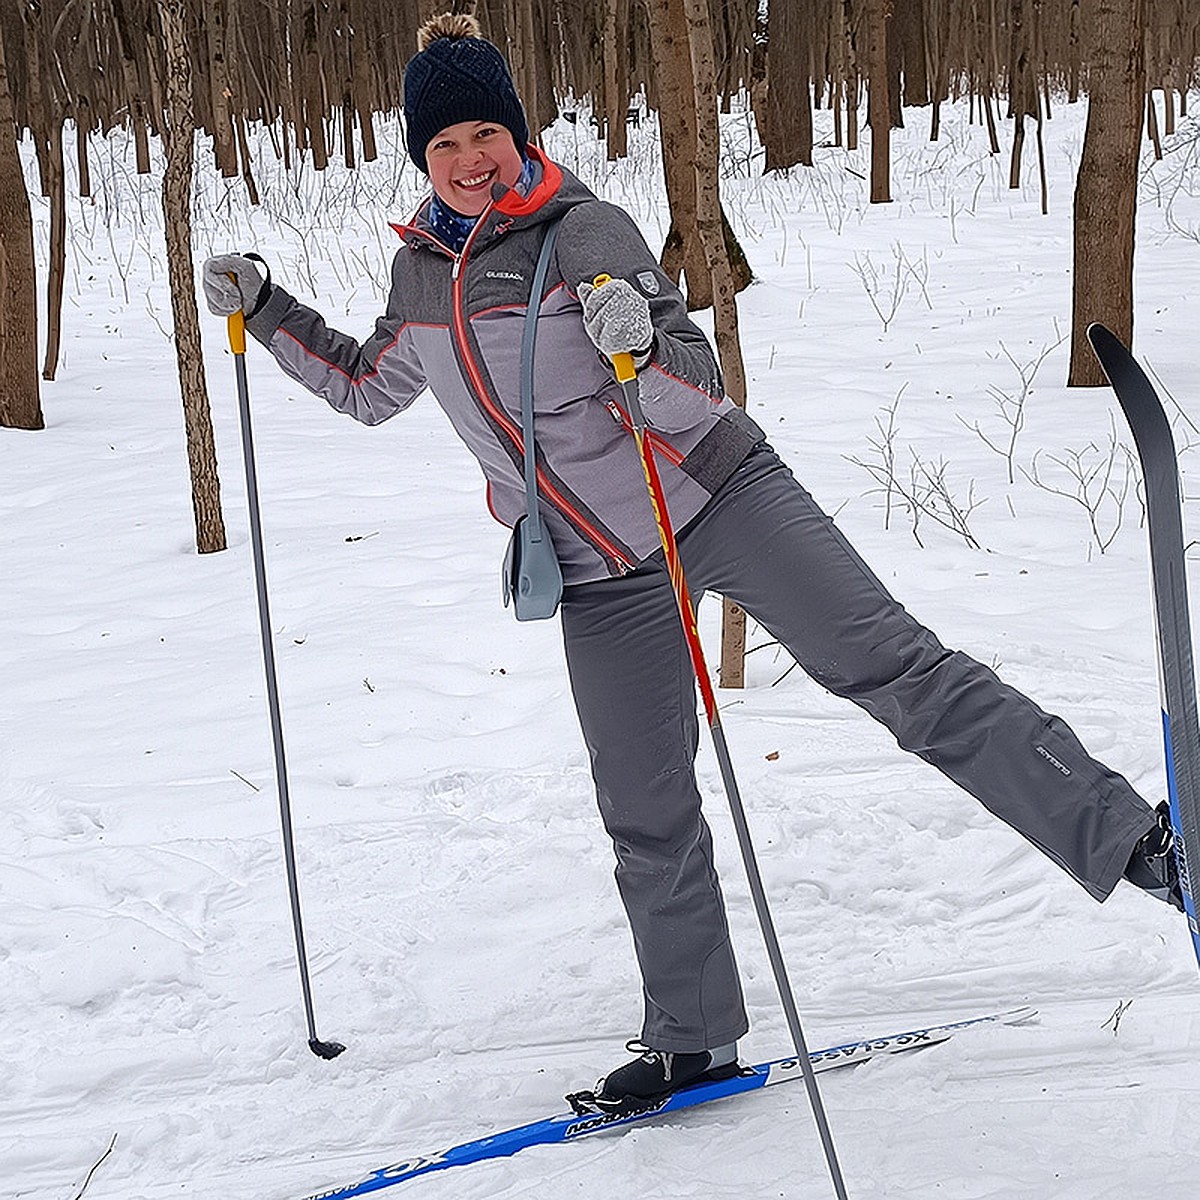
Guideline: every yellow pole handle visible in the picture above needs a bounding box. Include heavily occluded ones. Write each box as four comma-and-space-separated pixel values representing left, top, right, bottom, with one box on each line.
591, 274, 636, 384
226, 272, 247, 355
227, 310, 247, 355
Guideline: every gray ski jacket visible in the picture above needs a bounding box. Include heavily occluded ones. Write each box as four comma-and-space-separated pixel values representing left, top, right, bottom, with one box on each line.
245, 148, 764, 584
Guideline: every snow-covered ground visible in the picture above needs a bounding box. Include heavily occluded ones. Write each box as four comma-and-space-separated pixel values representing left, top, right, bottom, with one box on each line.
4, 93, 1200, 1200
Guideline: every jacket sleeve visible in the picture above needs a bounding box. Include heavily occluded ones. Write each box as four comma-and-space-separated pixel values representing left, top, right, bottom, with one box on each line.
243, 251, 426, 426
555, 200, 726, 434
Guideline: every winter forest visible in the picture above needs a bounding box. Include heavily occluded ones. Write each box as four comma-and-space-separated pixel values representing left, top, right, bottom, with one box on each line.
5, 1, 1200, 1198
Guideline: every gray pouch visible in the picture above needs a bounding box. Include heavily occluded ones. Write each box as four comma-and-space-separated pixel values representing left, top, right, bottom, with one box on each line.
501, 217, 564, 622
502, 514, 563, 621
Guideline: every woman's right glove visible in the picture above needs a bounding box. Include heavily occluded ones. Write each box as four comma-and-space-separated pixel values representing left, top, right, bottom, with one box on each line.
202, 254, 268, 317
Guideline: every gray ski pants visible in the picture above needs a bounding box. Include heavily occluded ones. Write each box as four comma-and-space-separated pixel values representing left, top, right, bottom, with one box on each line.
560, 444, 1156, 1053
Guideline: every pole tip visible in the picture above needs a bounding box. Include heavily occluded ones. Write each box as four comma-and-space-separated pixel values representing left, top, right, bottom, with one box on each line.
309, 1037, 348, 1060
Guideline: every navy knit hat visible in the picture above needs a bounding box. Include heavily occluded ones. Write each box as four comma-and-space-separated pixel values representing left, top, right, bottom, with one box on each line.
404, 14, 529, 175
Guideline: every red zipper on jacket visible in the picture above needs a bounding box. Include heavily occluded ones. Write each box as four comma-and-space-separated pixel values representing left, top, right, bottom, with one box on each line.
449, 219, 635, 574
605, 400, 686, 467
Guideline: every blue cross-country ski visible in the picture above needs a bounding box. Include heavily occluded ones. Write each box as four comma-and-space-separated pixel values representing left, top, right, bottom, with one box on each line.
1088, 322, 1200, 968
298, 1006, 1037, 1199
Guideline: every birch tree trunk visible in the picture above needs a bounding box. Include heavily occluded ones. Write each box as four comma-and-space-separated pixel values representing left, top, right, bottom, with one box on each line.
1068, 0, 1145, 385
158, 0, 227, 553
0, 17, 42, 431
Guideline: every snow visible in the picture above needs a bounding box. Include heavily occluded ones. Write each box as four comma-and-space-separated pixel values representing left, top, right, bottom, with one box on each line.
4, 95, 1200, 1200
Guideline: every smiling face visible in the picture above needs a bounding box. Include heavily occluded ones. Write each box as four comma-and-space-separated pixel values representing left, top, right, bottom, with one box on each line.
425, 120, 525, 217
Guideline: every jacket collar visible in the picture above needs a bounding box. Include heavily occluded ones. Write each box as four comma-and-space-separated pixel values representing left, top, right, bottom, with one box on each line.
493, 146, 563, 217
390, 146, 570, 251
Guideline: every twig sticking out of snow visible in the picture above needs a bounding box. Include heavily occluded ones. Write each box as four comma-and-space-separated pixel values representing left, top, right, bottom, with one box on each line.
71, 1133, 117, 1200
1101, 998, 1134, 1036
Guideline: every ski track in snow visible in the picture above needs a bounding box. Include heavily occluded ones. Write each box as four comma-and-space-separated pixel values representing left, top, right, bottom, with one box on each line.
4, 97, 1200, 1199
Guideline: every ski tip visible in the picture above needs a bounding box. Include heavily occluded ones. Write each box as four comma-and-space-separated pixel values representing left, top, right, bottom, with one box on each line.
1084, 323, 1131, 389
999, 1005, 1040, 1027
1085, 322, 1122, 362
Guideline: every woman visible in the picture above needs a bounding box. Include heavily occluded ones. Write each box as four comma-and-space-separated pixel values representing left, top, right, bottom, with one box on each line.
203, 13, 1179, 1113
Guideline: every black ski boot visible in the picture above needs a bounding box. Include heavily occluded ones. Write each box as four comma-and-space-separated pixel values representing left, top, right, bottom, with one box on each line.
567, 1041, 741, 1116
1124, 801, 1185, 912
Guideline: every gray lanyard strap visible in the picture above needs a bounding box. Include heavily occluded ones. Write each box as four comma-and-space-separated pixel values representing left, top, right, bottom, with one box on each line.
519, 218, 563, 542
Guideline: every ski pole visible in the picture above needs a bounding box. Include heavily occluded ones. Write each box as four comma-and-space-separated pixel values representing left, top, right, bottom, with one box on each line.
226, 299, 346, 1061
593, 275, 849, 1200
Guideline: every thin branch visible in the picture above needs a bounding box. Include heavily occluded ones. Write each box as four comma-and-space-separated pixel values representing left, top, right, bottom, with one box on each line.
72, 1133, 117, 1200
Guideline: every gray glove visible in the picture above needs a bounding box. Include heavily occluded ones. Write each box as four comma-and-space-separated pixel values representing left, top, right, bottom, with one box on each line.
202, 254, 267, 317
577, 277, 654, 360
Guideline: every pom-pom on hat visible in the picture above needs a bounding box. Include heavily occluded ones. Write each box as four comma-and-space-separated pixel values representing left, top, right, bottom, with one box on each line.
403, 13, 529, 175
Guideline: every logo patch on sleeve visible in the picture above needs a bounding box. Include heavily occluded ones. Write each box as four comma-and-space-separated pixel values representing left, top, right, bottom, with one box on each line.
636, 270, 661, 296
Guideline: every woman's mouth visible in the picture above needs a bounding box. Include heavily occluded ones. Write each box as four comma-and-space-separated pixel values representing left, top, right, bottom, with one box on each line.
455, 168, 496, 191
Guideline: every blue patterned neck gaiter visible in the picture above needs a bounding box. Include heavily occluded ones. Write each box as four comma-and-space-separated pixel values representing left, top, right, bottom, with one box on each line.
428, 157, 536, 253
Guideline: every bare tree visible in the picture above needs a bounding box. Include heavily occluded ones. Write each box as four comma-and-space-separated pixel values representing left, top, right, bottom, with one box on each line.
0, 13, 42, 431
762, 0, 813, 170
157, 0, 226, 553
20, 0, 68, 382
680, 0, 751, 686
1068, 0, 1146, 385
602, 0, 629, 160
867, 0, 893, 203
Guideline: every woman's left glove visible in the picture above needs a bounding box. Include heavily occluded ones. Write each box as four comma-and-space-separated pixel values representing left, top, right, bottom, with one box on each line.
577, 278, 654, 361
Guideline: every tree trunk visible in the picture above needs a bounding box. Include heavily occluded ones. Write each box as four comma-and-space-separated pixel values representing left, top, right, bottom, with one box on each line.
19, 1, 67, 382
1068, 0, 1083, 100
309, 3, 330, 169
645, 0, 710, 306
763, 0, 813, 170
843, 0, 860, 153
203, 0, 238, 175
347, 0, 378, 162
894, 0, 929, 105
644, 0, 751, 311
602, 0, 628, 160
506, 0, 541, 148
867, 0, 892, 203
1008, 0, 1034, 190
40, 116, 65, 381
680, 0, 749, 687
109, 0, 153, 174
1146, 87, 1163, 159
0, 16, 42, 430
1068, 0, 1145, 386
157, 0, 227, 553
